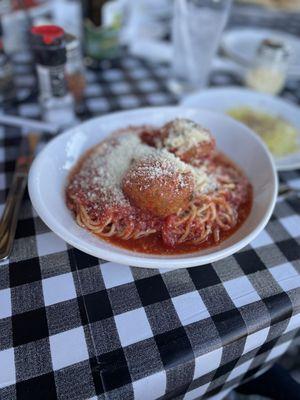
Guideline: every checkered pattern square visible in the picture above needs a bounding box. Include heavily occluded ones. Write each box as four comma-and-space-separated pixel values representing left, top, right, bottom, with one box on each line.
49, 327, 89, 371
172, 291, 210, 325
1, 26, 300, 399
0, 288, 11, 319
42, 272, 77, 306
133, 370, 167, 400
100, 262, 134, 289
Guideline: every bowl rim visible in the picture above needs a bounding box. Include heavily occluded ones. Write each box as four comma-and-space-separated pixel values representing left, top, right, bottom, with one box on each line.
181, 86, 300, 111
28, 106, 278, 268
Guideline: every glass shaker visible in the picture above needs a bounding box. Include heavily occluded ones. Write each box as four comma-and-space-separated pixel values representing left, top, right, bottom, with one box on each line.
65, 33, 86, 103
31, 25, 77, 128
245, 39, 289, 95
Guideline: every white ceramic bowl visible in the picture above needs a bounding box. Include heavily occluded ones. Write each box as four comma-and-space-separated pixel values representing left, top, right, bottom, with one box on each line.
28, 107, 277, 269
181, 87, 300, 171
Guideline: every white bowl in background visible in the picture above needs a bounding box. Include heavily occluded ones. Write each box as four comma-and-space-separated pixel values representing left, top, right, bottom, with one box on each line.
28, 107, 277, 269
181, 87, 300, 171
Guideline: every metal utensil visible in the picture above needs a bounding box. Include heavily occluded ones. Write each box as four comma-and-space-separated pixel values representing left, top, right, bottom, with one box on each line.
0, 133, 40, 260
278, 183, 300, 197
0, 114, 59, 133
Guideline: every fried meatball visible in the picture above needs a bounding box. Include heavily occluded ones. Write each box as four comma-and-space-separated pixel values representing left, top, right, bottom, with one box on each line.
161, 118, 215, 162
122, 152, 194, 218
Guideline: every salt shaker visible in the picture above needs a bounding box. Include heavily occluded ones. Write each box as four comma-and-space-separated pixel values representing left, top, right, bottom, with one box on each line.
245, 39, 289, 95
31, 25, 77, 129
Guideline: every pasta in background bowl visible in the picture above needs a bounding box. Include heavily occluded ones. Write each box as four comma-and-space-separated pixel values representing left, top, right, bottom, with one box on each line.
228, 107, 299, 157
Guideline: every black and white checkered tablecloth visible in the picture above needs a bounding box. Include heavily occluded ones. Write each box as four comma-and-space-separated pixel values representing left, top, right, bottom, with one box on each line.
1, 29, 300, 400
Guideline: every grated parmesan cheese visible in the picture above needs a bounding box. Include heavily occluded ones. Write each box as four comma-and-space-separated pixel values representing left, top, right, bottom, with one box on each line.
191, 166, 217, 195
70, 130, 218, 211
164, 118, 211, 154
71, 134, 155, 207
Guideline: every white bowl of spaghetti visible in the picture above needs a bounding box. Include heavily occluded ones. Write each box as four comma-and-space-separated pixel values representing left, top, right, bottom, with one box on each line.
28, 107, 277, 269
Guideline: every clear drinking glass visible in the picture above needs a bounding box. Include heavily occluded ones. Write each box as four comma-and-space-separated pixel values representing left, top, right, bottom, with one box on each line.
169, 0, 232, 94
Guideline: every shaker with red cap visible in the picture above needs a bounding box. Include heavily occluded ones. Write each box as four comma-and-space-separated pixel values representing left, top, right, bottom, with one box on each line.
31, 24, 77, 128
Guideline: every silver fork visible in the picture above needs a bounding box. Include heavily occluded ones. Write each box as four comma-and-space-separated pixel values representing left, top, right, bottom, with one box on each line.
0, 133, 40, 260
